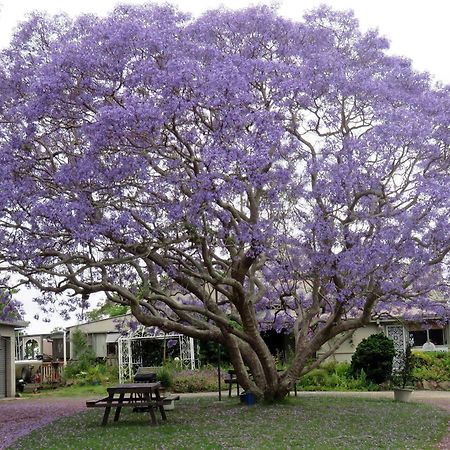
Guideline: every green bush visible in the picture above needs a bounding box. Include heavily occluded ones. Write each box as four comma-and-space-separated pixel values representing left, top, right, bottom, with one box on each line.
156, 365, 174, 389
172, 367, 219, 393
66, 363, 118, 385
350, 333, 395, 384
64, 328, 97, 380
296, 362, 379, 391
63, 328, 119, 385
411, 351, 450, 382
299, 368, 329, 387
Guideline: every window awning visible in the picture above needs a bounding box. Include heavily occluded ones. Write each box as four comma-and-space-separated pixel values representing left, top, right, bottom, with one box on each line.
105, 333, 120, 343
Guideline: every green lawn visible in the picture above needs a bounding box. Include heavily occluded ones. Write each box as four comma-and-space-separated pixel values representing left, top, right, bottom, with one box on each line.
22, 383, 115, 399
11, 396, 449, 449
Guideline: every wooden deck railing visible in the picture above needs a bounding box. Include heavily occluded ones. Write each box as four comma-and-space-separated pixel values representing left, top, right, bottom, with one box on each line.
35, 361, 64, 384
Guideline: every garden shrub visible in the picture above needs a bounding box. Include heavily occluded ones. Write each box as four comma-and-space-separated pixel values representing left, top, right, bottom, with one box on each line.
64, 328, 96, 380
65, 363, 118, 385
63, 328, 118, 385
156, 364, 174, 389
334, 361, 352, 378
411, 351, 450, 382
350, 333, 395, 384
172, 367, 219, 393
296, 362, 379, 391
298, 368, 329, 388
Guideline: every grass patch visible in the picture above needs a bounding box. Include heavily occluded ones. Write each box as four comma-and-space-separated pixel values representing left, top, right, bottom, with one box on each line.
21, 383, 115, 399
11, 396, 449, 449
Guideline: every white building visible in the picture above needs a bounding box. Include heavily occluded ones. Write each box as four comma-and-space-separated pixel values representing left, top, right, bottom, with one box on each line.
0, 319, 28, 398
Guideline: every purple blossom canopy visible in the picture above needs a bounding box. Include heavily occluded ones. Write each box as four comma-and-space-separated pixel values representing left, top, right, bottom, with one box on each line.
0, 4, 448, 399
0, 290, 24, 322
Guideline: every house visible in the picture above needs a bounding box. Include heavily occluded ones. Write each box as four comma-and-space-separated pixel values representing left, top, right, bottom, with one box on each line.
47, 330, 69, 361
317, 314, 449, 363
14, 332, 69, 386
16, 333, 53, 361
66, 315, 126, 362
0, 318, 28, 398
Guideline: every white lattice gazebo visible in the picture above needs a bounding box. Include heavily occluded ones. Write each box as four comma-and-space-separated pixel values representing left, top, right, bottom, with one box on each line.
118, 326, 196, 383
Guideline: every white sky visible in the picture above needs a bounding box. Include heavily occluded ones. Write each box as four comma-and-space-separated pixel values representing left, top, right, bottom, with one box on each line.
1, 0, 449, 334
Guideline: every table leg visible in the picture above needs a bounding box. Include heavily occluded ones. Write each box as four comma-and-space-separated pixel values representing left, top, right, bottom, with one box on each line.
113, 393, 125, 422
158, 403, 167, 421
101, 393, 114, 426
154, 388, 167, 421
145, 393, 157, 426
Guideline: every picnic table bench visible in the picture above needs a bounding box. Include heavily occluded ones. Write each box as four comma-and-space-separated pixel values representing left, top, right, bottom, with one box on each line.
224, 370, 240, 397
224, 369, 297, 397
86, 382, 179, 426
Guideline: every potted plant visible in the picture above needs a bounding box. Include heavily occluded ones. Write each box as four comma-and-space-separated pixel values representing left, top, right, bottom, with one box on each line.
156, 365, 175, 410
392, 344, 414, 402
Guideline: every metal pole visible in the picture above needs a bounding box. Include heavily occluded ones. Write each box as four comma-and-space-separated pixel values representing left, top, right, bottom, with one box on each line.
163, 333, 166, 365
189, 337, 195, 370
63, 330, 67, 366
218, 343, 222, 401
215, 288, 222, 401
128, 337, 133, 381
118, 337, 125, 384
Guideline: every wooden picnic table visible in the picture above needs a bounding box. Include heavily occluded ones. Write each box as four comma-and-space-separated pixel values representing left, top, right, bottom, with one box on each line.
86, 382, 179, 426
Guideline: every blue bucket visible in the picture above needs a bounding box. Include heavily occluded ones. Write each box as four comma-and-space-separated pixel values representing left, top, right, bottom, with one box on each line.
240, 392, 255, 405
245, 392, 256, 405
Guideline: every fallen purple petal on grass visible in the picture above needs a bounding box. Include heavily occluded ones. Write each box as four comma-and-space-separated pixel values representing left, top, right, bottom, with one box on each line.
0, 398, 86, 449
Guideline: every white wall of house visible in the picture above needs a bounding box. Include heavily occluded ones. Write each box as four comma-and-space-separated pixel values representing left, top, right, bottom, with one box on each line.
317, 324, 381, 363
0, 320, 28, 398
317, 321, 450, 363
67, 315, 129, 359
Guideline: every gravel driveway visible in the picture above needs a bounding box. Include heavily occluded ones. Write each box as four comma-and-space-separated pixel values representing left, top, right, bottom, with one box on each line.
0, 397, 86, 449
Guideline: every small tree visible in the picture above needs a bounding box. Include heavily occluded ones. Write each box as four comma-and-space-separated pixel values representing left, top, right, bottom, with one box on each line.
64, 328, 96, 379
86, 299, 129, 321
351, 334, 395, 384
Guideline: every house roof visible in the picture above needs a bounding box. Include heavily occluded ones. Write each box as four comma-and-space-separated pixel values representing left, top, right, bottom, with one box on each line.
0, 319, 29, 328
66, 314, 132, 334
66, 313, 132, 330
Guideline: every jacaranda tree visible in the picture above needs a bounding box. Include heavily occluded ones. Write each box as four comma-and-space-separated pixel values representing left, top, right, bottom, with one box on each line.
0, 4, 449, 400
0, 289, 24, 322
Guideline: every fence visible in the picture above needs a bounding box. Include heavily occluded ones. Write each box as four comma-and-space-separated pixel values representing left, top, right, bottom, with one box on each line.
35, 362, 64, 384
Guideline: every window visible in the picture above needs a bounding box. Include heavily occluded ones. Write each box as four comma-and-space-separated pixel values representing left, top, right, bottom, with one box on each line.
106, 343, 117, 356
409, 328, 447, 347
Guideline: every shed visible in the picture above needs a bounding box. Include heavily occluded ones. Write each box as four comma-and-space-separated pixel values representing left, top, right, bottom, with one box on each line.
0, 319, 28, 398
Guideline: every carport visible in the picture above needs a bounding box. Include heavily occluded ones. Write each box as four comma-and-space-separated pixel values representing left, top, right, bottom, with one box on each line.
0, 319, 28, 398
